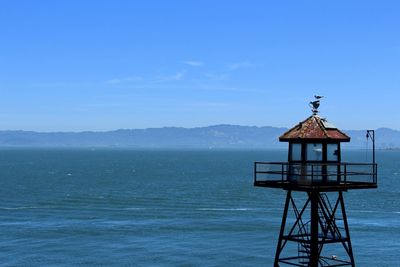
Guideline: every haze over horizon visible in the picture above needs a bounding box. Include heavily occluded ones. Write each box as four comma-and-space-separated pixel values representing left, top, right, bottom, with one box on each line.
1, 124, 399, 149
1, 1, 399, 131
1, 123, 399, 133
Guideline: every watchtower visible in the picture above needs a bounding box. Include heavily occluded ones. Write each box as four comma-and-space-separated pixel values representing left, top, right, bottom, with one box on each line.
254, 97, 377, 267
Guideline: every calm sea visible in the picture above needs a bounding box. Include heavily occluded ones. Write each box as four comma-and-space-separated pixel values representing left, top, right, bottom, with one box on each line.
0, 149, 398, 266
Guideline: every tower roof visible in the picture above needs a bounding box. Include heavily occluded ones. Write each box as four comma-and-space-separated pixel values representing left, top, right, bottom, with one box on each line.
279, 115, 350, 142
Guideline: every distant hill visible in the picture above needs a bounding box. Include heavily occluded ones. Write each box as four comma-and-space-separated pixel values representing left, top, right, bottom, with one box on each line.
345, 128, 400, 149
0, 125, 398, 149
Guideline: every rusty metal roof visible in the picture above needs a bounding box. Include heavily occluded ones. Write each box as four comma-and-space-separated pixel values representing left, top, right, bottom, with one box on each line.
279, 115, 350, 142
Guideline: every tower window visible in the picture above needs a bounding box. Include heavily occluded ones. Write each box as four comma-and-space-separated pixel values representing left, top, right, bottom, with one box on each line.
306, 143, 323, 161
327, 143, 339, 161
290, 143, 302, 161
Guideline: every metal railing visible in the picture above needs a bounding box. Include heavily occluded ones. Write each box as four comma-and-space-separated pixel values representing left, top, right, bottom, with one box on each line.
254, 162, 377, 187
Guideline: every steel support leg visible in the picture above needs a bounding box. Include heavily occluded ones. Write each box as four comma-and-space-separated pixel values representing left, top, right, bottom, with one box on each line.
274, 190, 292, 267
339, 192, 356, 267
310, 191, 319, 267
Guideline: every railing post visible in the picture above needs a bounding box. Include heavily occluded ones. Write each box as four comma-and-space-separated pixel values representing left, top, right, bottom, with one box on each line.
281, 163, 284, 182
311, 164, 314, 184
254, 162, 257, 184
344, 164, 347, 187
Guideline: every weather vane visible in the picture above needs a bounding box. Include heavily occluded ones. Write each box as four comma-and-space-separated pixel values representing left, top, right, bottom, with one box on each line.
309, 95, 323, 115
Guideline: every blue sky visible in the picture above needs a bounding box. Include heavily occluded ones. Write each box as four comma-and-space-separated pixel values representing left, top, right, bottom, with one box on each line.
1, 1, 399, 131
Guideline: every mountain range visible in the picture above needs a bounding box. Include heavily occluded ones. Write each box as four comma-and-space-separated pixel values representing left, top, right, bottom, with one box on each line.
0, 125, 399, 149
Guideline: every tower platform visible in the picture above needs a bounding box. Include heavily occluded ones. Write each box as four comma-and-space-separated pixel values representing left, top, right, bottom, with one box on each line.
254, 161, 377, 192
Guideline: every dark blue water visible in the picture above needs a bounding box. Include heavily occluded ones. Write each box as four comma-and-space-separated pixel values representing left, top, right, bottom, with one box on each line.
0, 149, 398, 266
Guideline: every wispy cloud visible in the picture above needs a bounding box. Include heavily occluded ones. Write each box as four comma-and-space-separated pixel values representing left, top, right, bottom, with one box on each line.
204, 72, 230, 81
156, 70, 186, 82
188, 102, 230, 108
30, 81, 101, 89
183, 60, 204, 67
105, 76, 142, 84
227, 61, 254, 71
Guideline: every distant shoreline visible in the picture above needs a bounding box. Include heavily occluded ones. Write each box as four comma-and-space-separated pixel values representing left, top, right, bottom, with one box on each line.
0, 125, 399, 149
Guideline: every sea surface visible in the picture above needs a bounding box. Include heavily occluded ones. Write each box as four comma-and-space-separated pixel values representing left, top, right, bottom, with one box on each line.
0, 149, 399, 266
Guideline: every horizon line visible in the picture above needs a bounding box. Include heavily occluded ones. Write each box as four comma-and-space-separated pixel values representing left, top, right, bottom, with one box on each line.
0, 124, 397, 133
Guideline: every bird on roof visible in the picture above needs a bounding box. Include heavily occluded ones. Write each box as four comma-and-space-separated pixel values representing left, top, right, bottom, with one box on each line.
310, 100, 320, 110
314, 95, 323, 99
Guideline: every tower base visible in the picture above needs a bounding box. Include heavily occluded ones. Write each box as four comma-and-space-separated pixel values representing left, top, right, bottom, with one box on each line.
274, 190, 355, 267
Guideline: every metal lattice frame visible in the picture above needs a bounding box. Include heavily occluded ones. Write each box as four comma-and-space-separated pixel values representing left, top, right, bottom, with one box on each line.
274, 191, 355, 267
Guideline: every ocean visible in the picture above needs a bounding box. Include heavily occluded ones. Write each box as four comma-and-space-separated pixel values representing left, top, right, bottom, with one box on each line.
0, 149, 398, 266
